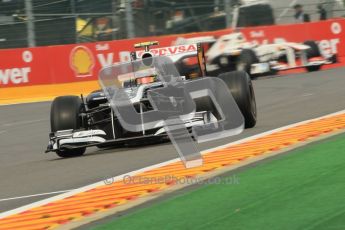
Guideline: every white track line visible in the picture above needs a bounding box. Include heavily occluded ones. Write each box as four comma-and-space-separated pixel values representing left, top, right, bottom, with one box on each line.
0, 109, 344, 219
0, 190, 74, 202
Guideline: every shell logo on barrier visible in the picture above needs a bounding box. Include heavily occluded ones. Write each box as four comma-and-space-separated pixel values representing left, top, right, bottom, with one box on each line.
70, 46, 95, 77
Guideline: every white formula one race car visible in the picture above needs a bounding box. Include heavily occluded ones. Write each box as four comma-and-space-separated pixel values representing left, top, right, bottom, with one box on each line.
175, 32, 337, 78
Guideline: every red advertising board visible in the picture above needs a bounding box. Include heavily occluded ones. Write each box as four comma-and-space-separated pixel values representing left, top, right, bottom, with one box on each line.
241, 20, 343, 57
0, 19, 344, 88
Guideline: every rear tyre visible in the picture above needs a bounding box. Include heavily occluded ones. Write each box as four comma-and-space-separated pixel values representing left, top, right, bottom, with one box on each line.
50, 96, 86, 158
304, 40, 321, 58
236, 49, 259, 78
218, 71, 257, 128
303, 40, 322, 72
305, 65, 321, 72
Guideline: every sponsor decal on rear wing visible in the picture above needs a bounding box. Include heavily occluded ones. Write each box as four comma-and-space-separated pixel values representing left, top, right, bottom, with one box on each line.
135, 44, 198, 62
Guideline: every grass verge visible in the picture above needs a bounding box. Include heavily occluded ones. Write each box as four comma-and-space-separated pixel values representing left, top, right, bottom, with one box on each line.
93, 133, 345, 230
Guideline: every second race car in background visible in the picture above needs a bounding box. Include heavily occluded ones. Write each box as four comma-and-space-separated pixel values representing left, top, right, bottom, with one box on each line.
174, 32, 337, 78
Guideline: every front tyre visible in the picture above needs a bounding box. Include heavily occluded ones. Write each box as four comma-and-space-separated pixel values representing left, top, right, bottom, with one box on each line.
50, 96, 86, 158
218, 71, 257, 128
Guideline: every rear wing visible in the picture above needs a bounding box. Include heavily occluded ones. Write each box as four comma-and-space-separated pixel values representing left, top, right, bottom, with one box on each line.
134, 44, 197, 62
131, 42, 208, 77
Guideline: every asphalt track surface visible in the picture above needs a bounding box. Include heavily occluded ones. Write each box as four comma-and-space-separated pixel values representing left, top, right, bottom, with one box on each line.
1, 67, 345, 214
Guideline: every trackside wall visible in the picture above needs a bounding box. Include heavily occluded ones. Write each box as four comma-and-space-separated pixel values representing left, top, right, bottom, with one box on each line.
0, 18, 344, 88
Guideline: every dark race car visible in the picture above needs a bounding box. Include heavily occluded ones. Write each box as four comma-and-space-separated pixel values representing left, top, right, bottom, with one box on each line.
46, 42, 257, 158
